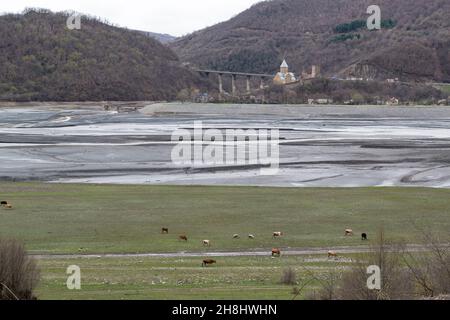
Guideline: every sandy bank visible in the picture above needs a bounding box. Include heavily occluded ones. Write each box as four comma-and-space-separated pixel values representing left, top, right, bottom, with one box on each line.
140, 102, 450, 118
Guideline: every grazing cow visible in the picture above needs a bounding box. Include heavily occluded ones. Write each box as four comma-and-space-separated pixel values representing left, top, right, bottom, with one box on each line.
248, 234, 255, 239
345, 229, 354, 236
161, 228, 169, 234
233, 234, 240, 239
328, 251, 338, 259
272, 248, 281, 257
362, 233, 368, 241
0, 201, 7, 206
4, 204, 12, 209
273, 232, 283, 238
179, 235, 188, 242
202, 259, 216, 267
202, 240, 211, 247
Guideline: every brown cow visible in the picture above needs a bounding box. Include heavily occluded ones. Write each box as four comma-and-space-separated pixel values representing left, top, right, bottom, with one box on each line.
328, 251, 338, 259
4, 204, 12, 209
179, 235, 188, 242
202, 259, 216, 267
161, 228, 169, 234
345, 229, 354, 236
272, 248, 281, 257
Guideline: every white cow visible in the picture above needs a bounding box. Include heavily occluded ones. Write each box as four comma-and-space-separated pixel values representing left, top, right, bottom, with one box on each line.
273, 232, 283, 238
202, 240, 211, 247
345, 229, 354, 236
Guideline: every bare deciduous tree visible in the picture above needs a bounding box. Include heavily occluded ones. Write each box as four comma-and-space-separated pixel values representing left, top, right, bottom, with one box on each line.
303, 266, 343, 300
400, 226, 450, 298
338, 229, 414, 300
303, 227, 449, 300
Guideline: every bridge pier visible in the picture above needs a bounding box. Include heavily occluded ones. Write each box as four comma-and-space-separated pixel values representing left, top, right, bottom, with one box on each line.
218, 73, 224, 95
232, 74, 237, 96
260, 77, 265, 89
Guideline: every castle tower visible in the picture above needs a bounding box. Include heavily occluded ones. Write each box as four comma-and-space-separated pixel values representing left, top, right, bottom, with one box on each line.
311, 65, 320, 78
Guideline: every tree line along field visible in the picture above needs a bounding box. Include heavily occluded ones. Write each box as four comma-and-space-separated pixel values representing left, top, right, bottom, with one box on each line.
0, 183, 449, 255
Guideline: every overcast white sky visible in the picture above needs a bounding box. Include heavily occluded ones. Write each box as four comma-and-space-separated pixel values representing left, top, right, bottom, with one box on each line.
1, 0, 263, 36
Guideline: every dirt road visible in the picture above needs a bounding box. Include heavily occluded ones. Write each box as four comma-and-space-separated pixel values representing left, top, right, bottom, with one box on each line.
32, 244, 445, 260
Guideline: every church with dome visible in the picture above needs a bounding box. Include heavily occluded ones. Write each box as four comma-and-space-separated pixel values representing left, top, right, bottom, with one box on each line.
273, 60, 298, 85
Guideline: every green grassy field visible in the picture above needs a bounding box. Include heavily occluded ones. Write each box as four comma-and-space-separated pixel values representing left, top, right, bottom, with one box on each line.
437, 84, 450, 95
0, 183, 449, 254
1, 182, 449, 300
36, 255, 354, 300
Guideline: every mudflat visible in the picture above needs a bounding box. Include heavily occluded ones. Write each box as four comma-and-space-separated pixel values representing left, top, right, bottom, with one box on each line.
1, 103, 450, 187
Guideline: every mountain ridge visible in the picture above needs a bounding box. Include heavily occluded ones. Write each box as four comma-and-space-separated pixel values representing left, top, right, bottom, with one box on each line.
134, 30, 176, 44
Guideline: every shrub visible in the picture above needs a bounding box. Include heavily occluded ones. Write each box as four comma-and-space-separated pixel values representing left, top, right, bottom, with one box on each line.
331, 33, 361, 43
334, 20, 366, 33
0, 239, 40, 300
334, 19, 397, 33
281, 268, 297, 285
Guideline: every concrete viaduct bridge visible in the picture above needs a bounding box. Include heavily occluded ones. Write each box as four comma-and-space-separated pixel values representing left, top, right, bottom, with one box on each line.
196, 69, 274, 96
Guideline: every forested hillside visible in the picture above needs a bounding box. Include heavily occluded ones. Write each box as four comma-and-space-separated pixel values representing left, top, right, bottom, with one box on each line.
0, 9, 207, 101
172, 0, 450, 82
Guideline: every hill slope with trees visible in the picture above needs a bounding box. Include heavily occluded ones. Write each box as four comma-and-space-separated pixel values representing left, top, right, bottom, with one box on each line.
0, 9, 207, 101
171, 0, 450, 82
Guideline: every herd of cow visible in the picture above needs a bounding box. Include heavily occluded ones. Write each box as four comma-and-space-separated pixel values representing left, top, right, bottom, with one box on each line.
0, 201, 13, 209
1, 200, 369, 267
161, 228, 368, 267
